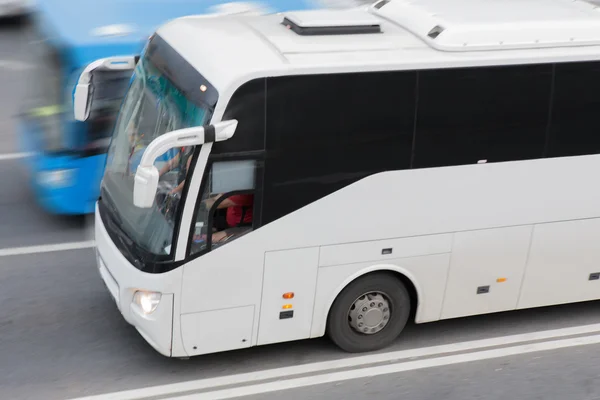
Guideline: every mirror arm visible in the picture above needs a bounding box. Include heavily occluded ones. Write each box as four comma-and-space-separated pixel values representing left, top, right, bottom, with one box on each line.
137, 121, 238, 170
138, 126, 210, 170
132, 120, 237, 209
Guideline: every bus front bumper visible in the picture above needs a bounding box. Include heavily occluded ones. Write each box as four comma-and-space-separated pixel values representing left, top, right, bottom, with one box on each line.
94, 205, 177, 357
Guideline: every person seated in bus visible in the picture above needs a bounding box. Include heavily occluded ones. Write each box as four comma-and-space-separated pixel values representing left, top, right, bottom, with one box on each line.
203, 193, 254, 243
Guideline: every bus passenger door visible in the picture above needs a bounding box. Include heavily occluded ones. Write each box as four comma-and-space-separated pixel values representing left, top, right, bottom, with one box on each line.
257, 247, 320, 346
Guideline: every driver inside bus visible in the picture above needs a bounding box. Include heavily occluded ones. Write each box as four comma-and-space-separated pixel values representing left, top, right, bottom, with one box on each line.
158, 148, 253, 243
203, 193, 254, 243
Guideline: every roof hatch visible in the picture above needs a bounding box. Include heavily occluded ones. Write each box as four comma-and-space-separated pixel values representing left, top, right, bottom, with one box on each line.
281, 9, 382, 35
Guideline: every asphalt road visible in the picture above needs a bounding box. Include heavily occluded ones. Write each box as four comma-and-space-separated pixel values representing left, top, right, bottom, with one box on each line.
2, 15, 600, 400
239, 343, 600, 400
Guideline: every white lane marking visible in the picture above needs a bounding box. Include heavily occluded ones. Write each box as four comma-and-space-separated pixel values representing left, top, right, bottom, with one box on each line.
0, 152, 33, 161
0, 60, 35, 71
66, 323, 600, 400
167, 333, 600, 400
0, 240, 95, 257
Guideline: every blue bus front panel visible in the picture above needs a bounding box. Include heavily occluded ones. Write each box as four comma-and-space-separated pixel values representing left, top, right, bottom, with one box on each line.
18, 117, 105, 215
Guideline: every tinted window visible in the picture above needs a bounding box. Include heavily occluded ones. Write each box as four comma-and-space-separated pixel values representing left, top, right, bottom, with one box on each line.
546, 61, 600, 157
413, 64, 552, 168
213, 78, 266, 155
262, 71, 417, 224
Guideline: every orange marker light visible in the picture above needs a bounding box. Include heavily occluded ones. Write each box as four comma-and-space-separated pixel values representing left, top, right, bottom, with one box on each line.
283, 292, 294, 299
497, 277, 507, 283
282, 304, 293, 309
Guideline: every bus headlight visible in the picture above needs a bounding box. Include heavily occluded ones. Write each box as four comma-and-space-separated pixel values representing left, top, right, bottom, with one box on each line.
133, 290, 162, 314
37, 169, 75, 188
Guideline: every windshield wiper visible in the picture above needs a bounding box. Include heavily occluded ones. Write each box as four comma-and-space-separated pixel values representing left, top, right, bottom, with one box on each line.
107, 215, 142, 268
100, 190, 143, 266
103, 191, 123, 227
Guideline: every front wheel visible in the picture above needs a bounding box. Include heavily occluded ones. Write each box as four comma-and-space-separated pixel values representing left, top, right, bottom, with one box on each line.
326, 272, 411, 353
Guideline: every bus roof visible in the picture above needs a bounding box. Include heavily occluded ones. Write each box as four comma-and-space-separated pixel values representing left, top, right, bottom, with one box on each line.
35, 0, 362, 66
155, 0, 600, 100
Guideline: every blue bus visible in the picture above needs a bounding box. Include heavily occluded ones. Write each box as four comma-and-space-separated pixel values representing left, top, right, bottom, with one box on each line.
18, 0, 335, 215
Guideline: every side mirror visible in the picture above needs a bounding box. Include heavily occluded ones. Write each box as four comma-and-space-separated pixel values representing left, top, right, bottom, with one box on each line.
133, 120, 238, 208
73, 56, 138, 121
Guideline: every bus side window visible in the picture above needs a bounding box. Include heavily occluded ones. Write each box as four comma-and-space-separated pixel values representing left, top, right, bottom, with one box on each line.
545, 61, 600, 158
190, 159, 257, 255
412, 64, 551, 168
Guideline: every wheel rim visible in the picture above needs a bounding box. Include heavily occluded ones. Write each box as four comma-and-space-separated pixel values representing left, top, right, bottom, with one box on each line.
347, 291, 391, 335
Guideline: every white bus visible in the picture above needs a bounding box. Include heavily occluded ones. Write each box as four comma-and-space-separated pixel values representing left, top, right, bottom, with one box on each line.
73, 0, 600, 358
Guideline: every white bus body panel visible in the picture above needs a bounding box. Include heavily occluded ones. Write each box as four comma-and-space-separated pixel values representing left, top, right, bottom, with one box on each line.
95, 206, 187, 357
258, 247, 320, 346
518, 217, 600, 309
180, 305, 255, 355
441, 225, 533, 319
179, 154, 600, 354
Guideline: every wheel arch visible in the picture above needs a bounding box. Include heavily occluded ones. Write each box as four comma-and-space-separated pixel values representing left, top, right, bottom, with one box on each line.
312, 264, 422, 339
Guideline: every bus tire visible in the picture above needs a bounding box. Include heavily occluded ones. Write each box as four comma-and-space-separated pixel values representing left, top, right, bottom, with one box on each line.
326, 272, 410, 353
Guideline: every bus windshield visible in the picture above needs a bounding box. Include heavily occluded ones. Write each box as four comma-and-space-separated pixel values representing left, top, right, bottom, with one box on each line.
100, 54, 210, 259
